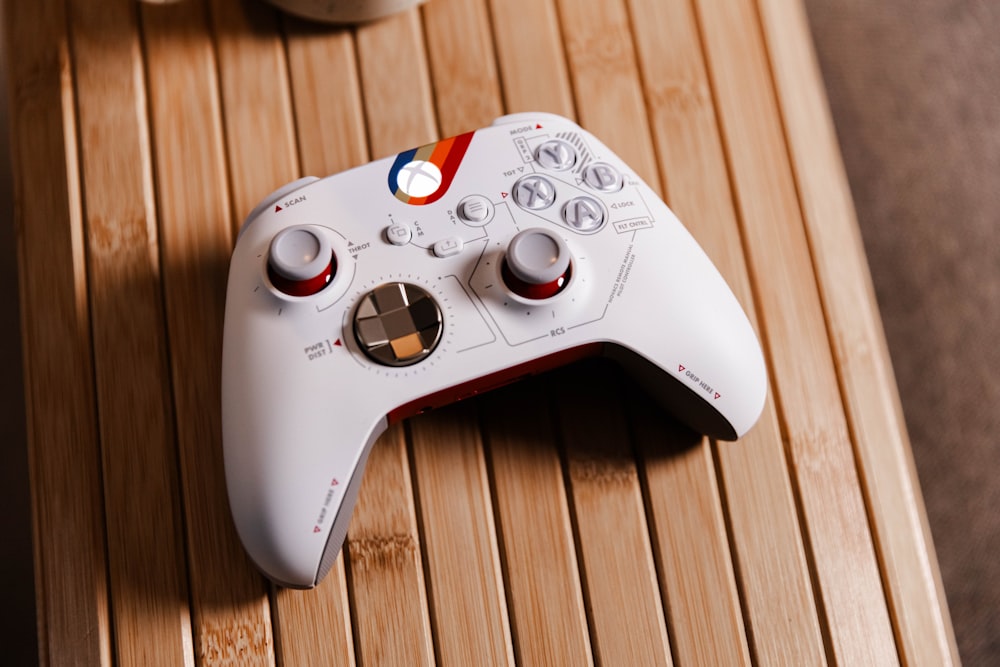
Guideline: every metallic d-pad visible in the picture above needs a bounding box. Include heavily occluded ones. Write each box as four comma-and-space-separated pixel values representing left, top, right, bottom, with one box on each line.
353, 282, 443, 367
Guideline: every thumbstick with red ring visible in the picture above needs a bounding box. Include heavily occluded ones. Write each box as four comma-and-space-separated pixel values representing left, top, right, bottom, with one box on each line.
267, 226, 336, 297
501, 228, 572, 300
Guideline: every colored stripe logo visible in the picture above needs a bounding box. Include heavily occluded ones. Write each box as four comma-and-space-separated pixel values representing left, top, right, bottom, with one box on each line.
388, 131, 475, 205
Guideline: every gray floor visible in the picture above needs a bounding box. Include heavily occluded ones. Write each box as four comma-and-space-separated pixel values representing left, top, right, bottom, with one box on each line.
1, 2, 997, 664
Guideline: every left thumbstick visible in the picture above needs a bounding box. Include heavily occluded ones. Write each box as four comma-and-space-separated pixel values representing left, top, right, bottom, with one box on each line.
267, 226, 336, 297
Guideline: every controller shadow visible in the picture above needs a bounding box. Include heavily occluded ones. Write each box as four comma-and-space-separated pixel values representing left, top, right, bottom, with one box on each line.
480, 356, 703, 459
421, 356, 708, 600
473, 354, 704, 505
90, 238, 268, 616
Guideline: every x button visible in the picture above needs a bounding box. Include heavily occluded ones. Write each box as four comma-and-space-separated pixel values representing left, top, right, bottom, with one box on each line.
512, 175, 557, 211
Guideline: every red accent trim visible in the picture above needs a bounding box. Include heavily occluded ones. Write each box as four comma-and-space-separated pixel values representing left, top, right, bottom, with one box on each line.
268, 252, 336, 297
501, 259, 570, 300
406, 131, 475, 206
387, 343, 604, 424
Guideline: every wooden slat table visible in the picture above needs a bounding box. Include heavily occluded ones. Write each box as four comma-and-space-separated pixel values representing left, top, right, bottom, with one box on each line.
5, 0, 960, 664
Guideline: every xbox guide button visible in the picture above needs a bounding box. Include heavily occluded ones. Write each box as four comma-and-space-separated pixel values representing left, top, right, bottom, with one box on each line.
396, 160, 442, 198
267, 225, 335, 297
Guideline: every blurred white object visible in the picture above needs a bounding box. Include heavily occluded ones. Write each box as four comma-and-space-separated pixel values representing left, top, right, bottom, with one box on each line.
263, 0, 425, 23
136, 0, 424, 23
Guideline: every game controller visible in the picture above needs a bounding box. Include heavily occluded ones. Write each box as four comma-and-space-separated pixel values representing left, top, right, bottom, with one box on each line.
221, 112, 768, 588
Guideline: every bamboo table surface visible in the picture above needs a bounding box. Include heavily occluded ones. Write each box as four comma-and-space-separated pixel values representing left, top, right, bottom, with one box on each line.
5, 0, 960, 664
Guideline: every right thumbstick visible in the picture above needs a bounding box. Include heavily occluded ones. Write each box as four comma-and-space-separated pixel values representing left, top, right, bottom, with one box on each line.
502, 228, 572, 300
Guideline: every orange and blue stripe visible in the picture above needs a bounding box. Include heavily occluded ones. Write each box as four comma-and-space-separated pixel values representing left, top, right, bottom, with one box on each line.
388, 131, 475, 205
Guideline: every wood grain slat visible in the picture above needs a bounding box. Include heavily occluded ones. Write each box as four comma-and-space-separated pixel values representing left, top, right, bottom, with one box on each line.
138, 3, 275, 663
409, 406, 515, 666
624, 0, 827, 663
486, 0, 575, 117
553, 0, 658, 187
421, 0, 502, 134
755, 1, 961, 664
554, 364, 673, 667
480, 384, 594, 667
67, 1, 194, 664
271, 582, 355, 666
4, 1, 111, 664
283, 19, 368, 175
207, 0, 298, 227
354, 9, 436, 158
630, 401, 752, 667
693, 0, 898, 662
346, 425, 433, 667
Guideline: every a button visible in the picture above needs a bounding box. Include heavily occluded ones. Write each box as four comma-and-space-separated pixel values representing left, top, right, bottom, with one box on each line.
512, 175, 557, 210
267, 226, 336, 297
535, 139, 576, 171
433, 237, 465, 258
457, 195, 494, 225
385, 223, 412, 245
561, 196, 606, 232
353, 283, 443, 366
582, 163, 624, 192
502, 228, 572, 300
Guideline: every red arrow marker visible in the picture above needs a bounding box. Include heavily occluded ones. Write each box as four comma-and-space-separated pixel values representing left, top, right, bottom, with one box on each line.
313, 526, 321, 533
714, 393, 721, 400
678, 364, 685, 372
333, 339, 342, 347
274, 205, 282, 212
501, 191, 509, 199
536, 124, 542, 129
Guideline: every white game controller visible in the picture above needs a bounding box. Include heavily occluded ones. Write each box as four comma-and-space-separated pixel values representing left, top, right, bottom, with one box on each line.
222, 112, 768, 588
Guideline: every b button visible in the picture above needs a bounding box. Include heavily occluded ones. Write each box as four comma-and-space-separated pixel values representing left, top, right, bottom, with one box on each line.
582, 162, 624, 192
